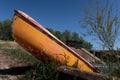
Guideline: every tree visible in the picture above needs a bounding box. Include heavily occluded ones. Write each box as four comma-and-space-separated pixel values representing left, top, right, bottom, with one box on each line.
63, 30, 72, 41
0, 22, 2, 36
54, 31, 63, 41
82, 41, 93, 50
46, 28, 54, 34
80, 0, 120, 50
80, 1, 120, 76
71, 32, 80, 42
0, 19, 13, 40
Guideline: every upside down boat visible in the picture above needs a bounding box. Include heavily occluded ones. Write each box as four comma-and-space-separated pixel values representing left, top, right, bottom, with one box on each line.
12, 10, 97, 72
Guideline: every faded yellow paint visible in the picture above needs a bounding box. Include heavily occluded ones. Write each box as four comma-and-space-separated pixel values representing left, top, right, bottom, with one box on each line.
12, 15, 95, 72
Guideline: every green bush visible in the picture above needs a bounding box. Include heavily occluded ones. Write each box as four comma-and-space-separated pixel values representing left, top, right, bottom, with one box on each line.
19, 61, 82, 80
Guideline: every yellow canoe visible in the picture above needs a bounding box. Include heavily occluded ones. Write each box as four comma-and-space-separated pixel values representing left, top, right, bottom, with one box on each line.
12, 10, 97, 72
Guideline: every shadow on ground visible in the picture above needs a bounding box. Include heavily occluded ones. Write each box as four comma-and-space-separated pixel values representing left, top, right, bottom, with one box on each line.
0, 65, 33, 75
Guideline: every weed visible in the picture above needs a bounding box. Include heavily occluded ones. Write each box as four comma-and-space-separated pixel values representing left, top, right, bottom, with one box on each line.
19, 60, 82, 80
1, 48, 40, 63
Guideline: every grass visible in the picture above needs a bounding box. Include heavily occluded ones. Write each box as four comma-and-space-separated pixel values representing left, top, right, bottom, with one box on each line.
2, 48, 40, 63
0, 75, 8, 79
0, 48, 40, 67
0, 41, 40, 64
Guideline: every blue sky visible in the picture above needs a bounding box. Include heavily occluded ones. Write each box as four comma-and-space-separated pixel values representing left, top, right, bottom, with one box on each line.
0, 0, 119, 50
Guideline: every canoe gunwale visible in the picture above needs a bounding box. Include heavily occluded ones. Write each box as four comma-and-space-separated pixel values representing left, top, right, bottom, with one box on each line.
14, 10, 98, 72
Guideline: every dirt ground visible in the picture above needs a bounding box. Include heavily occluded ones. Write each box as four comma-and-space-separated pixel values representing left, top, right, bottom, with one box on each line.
0, 41, 38, 80
0, 51, 28, 80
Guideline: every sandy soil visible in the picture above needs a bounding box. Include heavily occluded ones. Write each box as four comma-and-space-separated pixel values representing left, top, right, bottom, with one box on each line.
0, 51, 23, 80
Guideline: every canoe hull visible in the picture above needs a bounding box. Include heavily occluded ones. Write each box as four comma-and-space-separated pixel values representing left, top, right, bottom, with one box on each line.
12, 10, 96, 72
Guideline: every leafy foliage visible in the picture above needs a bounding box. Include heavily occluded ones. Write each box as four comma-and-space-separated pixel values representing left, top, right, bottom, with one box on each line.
63, 30, 72, 41
0, 19, 13, 40
71, 32, 80, 42
19, 61, 82, 80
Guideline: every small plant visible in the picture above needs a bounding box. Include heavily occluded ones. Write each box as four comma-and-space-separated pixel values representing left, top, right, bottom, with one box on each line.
19, 60, 59, 80
110, 68, 120, 78
98, 51, 120, 78
1, 48, 40, 64
72, 59, 79, 68
19, 60, 81, 80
